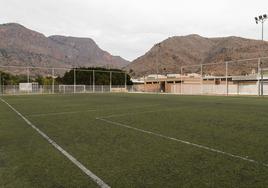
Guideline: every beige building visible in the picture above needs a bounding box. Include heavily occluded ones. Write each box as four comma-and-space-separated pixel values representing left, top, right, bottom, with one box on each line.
132, 74, 268, 95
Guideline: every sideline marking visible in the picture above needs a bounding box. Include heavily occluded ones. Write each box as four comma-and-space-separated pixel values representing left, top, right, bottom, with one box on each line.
96, 117, 268, 167
0, 98, 110, 188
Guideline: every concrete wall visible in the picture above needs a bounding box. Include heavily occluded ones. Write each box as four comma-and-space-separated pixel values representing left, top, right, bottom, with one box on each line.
132, 84, 160, 93
132, 80, 268, 95
168, 83, 260, 95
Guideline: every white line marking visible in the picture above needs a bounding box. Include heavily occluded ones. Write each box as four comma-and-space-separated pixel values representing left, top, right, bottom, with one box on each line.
27, 109, 97, 117
96, 117, 268, 167
0, 98, 110, 188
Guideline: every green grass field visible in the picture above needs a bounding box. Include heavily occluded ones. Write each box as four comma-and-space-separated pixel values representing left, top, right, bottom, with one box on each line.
1, 93, 268, 188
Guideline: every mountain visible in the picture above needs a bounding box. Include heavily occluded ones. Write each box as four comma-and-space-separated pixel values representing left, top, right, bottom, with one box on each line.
0, 23, 129, 73
2, 23, 268, 77
127, 34, 268, 77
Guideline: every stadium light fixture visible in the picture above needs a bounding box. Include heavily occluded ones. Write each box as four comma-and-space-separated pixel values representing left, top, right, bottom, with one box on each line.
255, 17, 258, 24
255, 14, 267, 96
255, 14, 267, 34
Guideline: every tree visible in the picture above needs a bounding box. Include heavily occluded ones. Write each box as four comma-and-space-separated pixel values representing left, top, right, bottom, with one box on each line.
58, 67, 133, 85
0, 67, 133, 86
0, 71, 28, 85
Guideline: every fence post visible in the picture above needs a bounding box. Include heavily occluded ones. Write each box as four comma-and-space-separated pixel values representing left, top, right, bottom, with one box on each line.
93, 70, 95, 93
213, 78, 216, 94
27, 67, 30, 94
225, 62, 229, 96
0, 72, 2, 95
180, 67, 183, 95
27, 67, 30, 83
143, 75, 146, 92
110, 71, 112, 92
52, 68, 55, 94
125, 72, 127, 91
74, 68, 76, 94
258, 58, 261, 96
201, 64, 203, 95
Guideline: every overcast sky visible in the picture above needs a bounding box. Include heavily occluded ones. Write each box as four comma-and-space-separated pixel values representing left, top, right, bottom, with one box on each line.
1, 0, 267, 61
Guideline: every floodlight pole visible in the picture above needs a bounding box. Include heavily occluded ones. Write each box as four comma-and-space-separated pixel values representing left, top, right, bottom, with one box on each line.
261, 21, 264, 96
258, 58, 261, 96
255, 14, 267, 96
262, 18, 264, 42
260, 58, 264, 96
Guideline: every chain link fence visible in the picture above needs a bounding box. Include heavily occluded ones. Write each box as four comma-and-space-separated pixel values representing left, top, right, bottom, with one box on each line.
132, 57, 268, 96
0, 66, 128, 95
1, 57, 268, 96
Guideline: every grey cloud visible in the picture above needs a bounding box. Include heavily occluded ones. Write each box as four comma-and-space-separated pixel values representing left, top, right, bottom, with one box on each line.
1, 0, 267, 60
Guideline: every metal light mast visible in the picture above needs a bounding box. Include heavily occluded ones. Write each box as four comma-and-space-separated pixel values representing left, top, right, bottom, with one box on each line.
255, 14, 267, 96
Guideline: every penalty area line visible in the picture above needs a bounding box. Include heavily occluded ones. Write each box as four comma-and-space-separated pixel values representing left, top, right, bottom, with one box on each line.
0, 98, 110, 188
96, 117, 268, 168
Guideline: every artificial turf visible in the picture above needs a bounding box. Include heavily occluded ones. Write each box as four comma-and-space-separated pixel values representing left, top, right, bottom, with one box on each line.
1, 93, 268, 187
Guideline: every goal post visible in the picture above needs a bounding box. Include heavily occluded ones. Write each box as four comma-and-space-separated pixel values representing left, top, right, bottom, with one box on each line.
0, 65, 131, 95
59, 85, 86, 94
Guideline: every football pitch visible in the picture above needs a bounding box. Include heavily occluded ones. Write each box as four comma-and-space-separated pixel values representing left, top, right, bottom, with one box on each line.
1, 93, 268, 187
